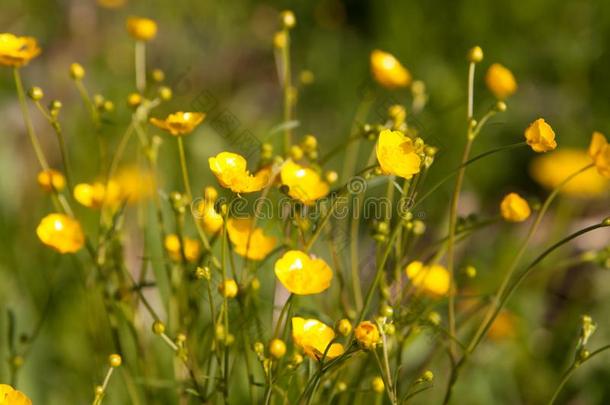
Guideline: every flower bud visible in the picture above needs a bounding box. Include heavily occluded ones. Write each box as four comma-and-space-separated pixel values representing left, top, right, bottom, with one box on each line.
108, 354, 122, 368
219, 279, 238, 298
269, 339, 287, 359
467, 46, 484, 63
127, 93, 142, 108
280, 10, 296, 29
28, 86, 44, 101
372, 377, 385, 393
152, 320, 166, 335
337, 319, 352, 336
70, 63, 85, 80
158, 86, 172, 101
152, 68, 165, 82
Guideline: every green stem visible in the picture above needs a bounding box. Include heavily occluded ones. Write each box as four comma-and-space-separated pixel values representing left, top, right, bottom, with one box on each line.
547, 345, 610, 405
13, 68, 49, 171
177, 136, 193, 200
135, 40, 146, 92
281, 29, 292, 155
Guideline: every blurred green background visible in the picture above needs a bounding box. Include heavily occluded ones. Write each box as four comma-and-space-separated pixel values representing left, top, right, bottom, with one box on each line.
1, 0, 610, 403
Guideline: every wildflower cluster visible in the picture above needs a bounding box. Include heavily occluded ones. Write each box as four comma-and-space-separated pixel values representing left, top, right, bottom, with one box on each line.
1, 6, 609, 405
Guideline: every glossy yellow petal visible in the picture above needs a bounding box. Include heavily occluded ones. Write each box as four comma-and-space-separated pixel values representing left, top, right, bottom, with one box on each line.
485, 63, 517, 99
589, 132, 610, 178
354, 321, 381, 349
0, 385, 31, 405
500, 193, 531, 222
274, 250, 333, 295
530, 149, 608, 198
126, 17, 157, 41
0, 33, 41, 67
198, 200, 224, 234
150, 112, 204, 136
370, 50, 411, 89
376, 129, 421, 179
209, 152, 269, 193
291, 317, 344, 360
36, 213, 84, 254
405, 261, 450, 296
280, 160, 329, 205
226, 218, 276, 260
524, 118, 557, 153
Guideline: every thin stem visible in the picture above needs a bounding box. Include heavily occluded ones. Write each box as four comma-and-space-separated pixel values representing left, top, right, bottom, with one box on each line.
135, 41, 146, 92
281, 29, 292, 155
548, 345, 610, 405
13, 68, 49, 171
177, 136, 193, 200
467, 164, 594, 353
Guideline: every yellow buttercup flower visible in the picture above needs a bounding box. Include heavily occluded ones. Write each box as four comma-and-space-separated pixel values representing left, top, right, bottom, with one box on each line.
589, 131, 610, 178
226, 218, 276, 260
280, 160, 329, 205
354, 321, 381, 349
164, 234, 201, 263
291, 317, 344, 360
485, 63, 517, 99
113, 166, 154, 203
0, 33, 41, 67
150, 112, 205, 136
274, 250, 333, 295
74, 181, 122, 209
530, 149, 608, 198
376, 129, 421, 179
0, 384, 32, 405
209, 152, 270, 193
405, 261, 450, 296
126, 17, 158, 41
36, 213, 85, 254
524, 118, 557, 153
37, 169, 66, 192
198, 200, 223, 234
500, 192, 531, 222
370, 50, 411, 89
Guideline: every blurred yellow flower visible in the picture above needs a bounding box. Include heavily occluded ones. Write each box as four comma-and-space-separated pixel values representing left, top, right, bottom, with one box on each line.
74, 181, 122, 209
589, 131, 610, 178
280, 160, 329, 205
376, 129, 421, 179
274, 250, 333, 295
488, 311, 517, 341
36, 213, 84, 254
500, 192, 531, 222
150, 112, 205, 136
354, 321, 381, 349
219, 279, 238, 298
291, 317, 344, 360
530, 149, 608, 198
0, 33, 41, 67
405, 261, 450, 296
37, 169, 66, 192
114, 166, 154, 203
485, 63, 517, 99
370, 50, 411, 89
371, 377, 385, 393
209, 152, 270, 193
164, 234, 201, 263
126, 17, 157, 41
226, 218, 276, 260
0, 384, 31, 405
524, 118, 557, 153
